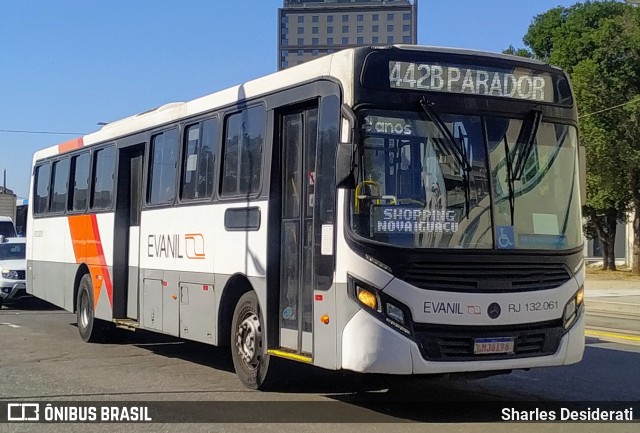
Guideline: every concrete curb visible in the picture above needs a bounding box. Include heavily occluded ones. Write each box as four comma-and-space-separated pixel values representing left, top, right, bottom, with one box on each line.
584, 280, 640, 290
586, 300, 640, 316
584, 279, 640, 317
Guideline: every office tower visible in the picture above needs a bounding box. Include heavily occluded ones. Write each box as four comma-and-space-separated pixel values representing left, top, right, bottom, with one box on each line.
278, 0, 417, 69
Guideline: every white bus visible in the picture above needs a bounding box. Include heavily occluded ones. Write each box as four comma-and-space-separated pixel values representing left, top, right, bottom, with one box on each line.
27, 45, 585, 389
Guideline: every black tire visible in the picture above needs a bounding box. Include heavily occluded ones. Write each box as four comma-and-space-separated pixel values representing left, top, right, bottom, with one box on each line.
76, 274, 110, 343
231, 291, 272, 389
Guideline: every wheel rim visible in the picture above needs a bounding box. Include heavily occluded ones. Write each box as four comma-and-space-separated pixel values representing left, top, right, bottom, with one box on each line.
235, 311, 262, 369
80, 290, 90, 329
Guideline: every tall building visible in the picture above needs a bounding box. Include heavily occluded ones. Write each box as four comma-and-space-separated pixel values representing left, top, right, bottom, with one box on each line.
278, 0, 417, 70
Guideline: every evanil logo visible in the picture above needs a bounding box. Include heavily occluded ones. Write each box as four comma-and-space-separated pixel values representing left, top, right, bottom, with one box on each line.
366, 117, 412, 135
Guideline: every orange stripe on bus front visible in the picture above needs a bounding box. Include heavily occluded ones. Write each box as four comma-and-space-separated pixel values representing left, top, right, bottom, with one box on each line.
68, 214, 113, 309
58, 137, 84, 154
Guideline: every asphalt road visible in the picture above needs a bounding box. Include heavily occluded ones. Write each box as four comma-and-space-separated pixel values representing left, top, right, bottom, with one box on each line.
0, 299, 638, 433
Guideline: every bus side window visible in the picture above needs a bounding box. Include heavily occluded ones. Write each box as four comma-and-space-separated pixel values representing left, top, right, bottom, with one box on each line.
33, 162, 51, 216
149, 129, 179, 205
70, 152, 90, 212
200, 119, 217, 198
50, 157, 70, 214
181, 118, 217, 201
182, 124, 200, 200
91, 146, 116, 210
221, 106, 265, 197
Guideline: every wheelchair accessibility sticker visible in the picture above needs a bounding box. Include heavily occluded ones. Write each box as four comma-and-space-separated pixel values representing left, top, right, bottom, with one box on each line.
496, 226, 515, 249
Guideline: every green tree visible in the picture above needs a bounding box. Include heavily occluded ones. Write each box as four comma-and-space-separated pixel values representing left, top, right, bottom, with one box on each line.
512, 1, 640, 270
502, 45, 533, 58
524, 1, 627, 70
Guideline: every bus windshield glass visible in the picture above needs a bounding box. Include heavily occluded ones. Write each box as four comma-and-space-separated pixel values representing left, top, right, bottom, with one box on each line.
350, 109, 582, 251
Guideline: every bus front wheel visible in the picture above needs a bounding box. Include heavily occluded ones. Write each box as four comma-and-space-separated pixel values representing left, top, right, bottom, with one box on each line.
231, 291, 272, 389
76, 274, 110, 343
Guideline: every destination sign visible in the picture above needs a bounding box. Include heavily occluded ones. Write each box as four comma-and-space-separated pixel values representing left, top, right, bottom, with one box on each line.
388, 61, 553, 102
373, 206, 459, 234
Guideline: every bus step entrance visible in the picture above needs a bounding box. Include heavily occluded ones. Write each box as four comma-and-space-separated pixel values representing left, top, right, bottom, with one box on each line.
268, 348, 312, 364
113, 319, 139, 330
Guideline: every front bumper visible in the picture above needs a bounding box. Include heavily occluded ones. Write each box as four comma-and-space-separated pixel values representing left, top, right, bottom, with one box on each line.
0, 282, 28, 303
341, 308, 585, 374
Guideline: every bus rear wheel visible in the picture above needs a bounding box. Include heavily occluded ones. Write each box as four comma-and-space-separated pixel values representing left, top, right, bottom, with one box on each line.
76, 274, 110, 343
231, 291, 272, 389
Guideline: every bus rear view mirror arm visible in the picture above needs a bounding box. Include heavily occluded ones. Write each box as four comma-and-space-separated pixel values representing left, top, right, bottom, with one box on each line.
337, 103, 358, 189
336, 141, 355, 189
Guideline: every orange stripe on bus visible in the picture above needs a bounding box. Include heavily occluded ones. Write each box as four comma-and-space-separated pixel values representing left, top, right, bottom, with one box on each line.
58, 137, 84, 154
68, 214, 113, 309
90, 214, 113, 306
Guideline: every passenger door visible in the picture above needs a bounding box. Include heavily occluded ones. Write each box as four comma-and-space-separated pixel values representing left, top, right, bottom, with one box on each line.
113, 144, 144, 320
278, 106, 318, 357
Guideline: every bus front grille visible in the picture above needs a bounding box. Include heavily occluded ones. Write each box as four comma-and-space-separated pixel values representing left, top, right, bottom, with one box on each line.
397, 263, 572, 293
413, 321, 564, 361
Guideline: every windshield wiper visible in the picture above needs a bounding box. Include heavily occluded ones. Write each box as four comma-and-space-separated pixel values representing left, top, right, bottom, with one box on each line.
419, 97, 471, 218
512, 110, 542, 181
503, 110, 543, 226
457, 124, 472, 219
503, 134, 516, 227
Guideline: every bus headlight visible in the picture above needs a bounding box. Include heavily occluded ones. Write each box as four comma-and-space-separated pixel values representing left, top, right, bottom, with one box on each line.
563, 286, 584, 330
357, 286, 380, 311
575, 286, 584, 306
349, 275, 412, 335
386, 302, 405, 324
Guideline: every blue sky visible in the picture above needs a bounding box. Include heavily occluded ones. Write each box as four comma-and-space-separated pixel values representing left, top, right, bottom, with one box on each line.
1, 0, 585, 199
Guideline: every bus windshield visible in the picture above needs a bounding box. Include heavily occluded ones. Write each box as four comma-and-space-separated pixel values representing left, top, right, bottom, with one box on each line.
350, 109, 582, 251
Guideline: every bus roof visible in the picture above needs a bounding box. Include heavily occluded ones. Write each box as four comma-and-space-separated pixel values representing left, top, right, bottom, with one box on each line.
392, 44, 555, 68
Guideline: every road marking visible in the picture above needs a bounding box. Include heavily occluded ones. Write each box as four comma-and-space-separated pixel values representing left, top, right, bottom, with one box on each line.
0, 322, 21, 328
586, 329, 640, 343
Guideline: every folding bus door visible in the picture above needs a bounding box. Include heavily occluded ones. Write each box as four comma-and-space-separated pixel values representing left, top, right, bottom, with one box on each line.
278, 106, 319, 357
113, 144, 144, 321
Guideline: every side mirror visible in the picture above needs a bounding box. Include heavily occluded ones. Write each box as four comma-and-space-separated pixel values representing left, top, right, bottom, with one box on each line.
336, 141, 355, 189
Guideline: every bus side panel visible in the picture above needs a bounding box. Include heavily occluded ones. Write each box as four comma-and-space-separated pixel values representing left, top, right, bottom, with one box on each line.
139, 206, 218, 338
137, 202, 268, 341
93, 213, 115, 321
176, 276, 216, 344
29, 216, 72, 310
65, 213, 115, 321
211, 201, 269, 334
211, 202, 268, 276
